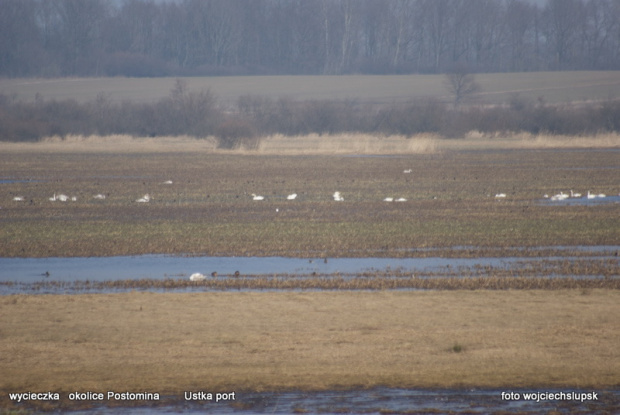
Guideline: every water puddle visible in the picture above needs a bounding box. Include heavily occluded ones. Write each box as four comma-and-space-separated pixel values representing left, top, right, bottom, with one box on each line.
60, 388, 620, 414
539, 194, 620, 205
0, 178, 41, 184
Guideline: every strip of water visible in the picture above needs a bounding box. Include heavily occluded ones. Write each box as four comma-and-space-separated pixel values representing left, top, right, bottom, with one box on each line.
60, 388, 620, 414
539, 194, 620, 205
2, 249, 618, 284
1, 247, 617, 294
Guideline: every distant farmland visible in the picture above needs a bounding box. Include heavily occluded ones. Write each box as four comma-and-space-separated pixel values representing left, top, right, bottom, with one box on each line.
2, 71, 620, 106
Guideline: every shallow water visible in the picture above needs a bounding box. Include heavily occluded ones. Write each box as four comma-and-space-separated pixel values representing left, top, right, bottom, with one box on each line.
0, 178, 40, 184
1, 247, 618, 284
540, 194, 620, 205
0, 255, 529, 283
62, 388, 620, 414
1, 246, 618, 295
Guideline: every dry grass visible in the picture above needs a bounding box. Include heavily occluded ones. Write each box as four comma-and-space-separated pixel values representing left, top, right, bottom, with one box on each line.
254, 133, 439, 155
456, 131, 620, 150
1, 290, 618, 411
1, 131, 618, 154
1, 131, 618, 155
0, 132, 439, 155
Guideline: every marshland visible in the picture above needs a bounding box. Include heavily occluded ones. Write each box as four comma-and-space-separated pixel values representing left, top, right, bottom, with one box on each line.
3, 0, 620, 409
0, 69, 619, 415
1, 136, 619, 413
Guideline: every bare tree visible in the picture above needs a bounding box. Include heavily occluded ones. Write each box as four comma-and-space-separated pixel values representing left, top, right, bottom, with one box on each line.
443, 63, 481, 108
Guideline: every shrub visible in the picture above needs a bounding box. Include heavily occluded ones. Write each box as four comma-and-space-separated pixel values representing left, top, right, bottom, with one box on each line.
3, 86, 620, 142
214, 118, 258, 149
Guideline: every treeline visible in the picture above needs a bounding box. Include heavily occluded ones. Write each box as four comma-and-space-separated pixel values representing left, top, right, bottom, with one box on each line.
2, 0, 620, 77
2, 80, 620, 145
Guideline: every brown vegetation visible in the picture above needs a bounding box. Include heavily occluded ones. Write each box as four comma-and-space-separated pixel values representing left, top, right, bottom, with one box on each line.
1, 290, 618, 411
1, 145, 618, 258
0, 139, 618, 412
3, 74, 620, 144
5, 274, 619, 294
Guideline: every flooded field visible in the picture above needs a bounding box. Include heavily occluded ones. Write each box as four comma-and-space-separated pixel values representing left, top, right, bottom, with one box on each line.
1, 147, 618, 414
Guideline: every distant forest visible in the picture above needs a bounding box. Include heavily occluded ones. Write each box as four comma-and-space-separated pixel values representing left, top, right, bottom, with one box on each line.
2, 0, 620, 77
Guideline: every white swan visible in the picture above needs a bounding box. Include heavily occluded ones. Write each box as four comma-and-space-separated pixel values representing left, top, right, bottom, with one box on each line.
395, 198, 407, 202
333, 191, 344, 201
93, 194, 106, 200
136, 194, 150, 203
570, 190, 581, 198
383, 197, 394, 202
251, 193, 264, 201
287, 193, 297, 200
57, 194, 69, 202
189, 272, 206, 281
494, 193, 507, 198
163, 180, 173, 184
550, 192, 568, 201
403, 169, 412, 174
12, 196, 25, 201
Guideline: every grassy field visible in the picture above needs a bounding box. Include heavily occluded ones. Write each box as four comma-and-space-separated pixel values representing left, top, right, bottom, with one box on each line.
1, 137, 618, 258
1, 290, 619, 412
2, 71, 620, 106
